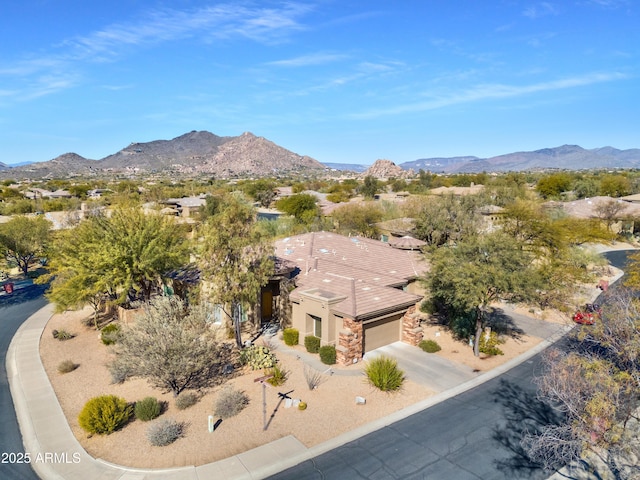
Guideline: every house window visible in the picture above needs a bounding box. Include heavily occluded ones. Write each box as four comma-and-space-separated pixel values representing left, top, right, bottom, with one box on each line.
204, 303, 223, 324
312, 314, 322, 337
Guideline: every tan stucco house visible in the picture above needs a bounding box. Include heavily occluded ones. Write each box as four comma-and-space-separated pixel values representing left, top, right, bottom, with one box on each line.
274, 232, 428, 365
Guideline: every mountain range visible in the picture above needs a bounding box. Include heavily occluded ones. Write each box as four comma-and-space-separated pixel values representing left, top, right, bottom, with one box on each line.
2, 133, 639, 179
400, 145, 640, 173
0, 131, 324, 179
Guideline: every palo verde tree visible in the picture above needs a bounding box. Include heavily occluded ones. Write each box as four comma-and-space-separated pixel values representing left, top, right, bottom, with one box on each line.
108, 296, 229, 396
275, 193, 319, 224
412, 194, 482, 247
426, 231, 538, 356
199, 194, 274, 348
44, 208, 189, 323
0, 215, 51, 275
359, 175, 380, 199
331, 202, 383, 238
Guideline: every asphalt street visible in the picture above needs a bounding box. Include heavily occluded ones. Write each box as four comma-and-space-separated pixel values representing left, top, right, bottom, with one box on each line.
270, 353, 553, 480
0, 284, 48, 480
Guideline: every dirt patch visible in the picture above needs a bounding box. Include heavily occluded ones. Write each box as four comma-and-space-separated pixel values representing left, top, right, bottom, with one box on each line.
420, 321, 542, 372
41, 309, 432, 468
40, 305, 555, 469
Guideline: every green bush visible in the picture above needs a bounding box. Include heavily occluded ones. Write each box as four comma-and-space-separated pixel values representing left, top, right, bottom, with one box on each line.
304, 335, 320, 354
419, 339, 441, 353
214, 386, 249, 419
147, 418, 185, 446
479, 331, 505, 356
100, 323, 120, 345
239, 345, 277, 370
52, 329, 75, 341
134, 397, 162, 422
57, 359, 79, 374
283, 328, 299, 346
266, 364, 289, 386
319, 345, 336, 365
364, 355, 405, 392
175, 392, 199, 410
78, 395, 132, 435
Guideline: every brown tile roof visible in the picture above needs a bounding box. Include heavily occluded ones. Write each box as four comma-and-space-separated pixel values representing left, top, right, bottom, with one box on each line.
275, 232, 427, 281
275, 232, 427, 319
292, 271, 421, 319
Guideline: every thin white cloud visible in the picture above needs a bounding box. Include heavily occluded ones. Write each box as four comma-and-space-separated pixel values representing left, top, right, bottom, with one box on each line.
21, 74, 81, 100
65, 3, 311, 59
100, 84, 135, 91
350, 72, 628, 119
587, 0, 629, 7
266, 53, 348, 67
523, 2, 559, 19
1, 2, 312, 101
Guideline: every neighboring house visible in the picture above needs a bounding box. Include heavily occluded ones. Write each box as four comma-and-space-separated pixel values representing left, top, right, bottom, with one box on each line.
547, 196, 640, 234
87, 188, 110, 198
24, 188, 72, 199
478, 205, 505, 233
274, 232, 428, 365
429, 185, 484, 196
163, 195, 207, 217
375, 217, 417, 241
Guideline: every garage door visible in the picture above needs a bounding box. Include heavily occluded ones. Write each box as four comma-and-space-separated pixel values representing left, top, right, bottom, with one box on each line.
363, 316, 401, 353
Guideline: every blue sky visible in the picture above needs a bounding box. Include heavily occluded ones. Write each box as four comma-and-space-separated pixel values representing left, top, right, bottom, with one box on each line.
1, 1, 637, 166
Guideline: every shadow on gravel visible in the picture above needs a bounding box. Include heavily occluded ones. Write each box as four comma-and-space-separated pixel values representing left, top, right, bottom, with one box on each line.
491, 379, 562, 479
0, 284, 48, 308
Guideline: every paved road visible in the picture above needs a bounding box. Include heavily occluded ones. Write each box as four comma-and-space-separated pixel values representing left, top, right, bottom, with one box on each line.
270, 350, 553, 480
268, 250, 634, 480
0, 285, 48, 480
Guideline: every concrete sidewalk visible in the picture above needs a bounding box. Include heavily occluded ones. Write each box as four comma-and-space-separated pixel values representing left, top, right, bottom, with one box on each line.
7, 302, 577, 480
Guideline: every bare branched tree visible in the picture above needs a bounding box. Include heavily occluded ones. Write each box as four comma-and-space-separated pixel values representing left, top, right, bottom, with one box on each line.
523, 287, 640, 479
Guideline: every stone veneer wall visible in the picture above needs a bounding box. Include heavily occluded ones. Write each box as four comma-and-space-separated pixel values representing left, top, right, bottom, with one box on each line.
336, 317, 363, 366
401, 306, 423, 346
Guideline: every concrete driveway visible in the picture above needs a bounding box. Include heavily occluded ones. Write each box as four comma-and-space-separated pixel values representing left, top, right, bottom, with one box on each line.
363, 341, 480, 392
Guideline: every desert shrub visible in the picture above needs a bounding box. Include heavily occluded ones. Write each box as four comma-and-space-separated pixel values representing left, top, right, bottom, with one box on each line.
282, 328, 299, 346
175, 392, 199, 410
319, 345, 336, 365
147, 418, 185, 446
419, 339, 441, 353
266, 364, 289, 386
214, 386, 249, 419
303, 365, 326, 390
479, 331, 505, 356
52, 329, 75, 341
134, 397, 162, 422
108, 361, 134, 384
78, 395, 132, 435
100, 323, 120, 345
239, 344, 277, 370
364, 355, 405, 392
57, 359, 78, 374
304, 335, 320, 354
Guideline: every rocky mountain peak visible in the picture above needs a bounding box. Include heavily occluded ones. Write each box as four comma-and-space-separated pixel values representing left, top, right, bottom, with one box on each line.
362, 159, 412, 179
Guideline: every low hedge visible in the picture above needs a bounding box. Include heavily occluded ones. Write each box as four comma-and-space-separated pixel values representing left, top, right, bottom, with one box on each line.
319, 345, 336, 365
304, 335, 320, 354
419, 339, 441, 353
283, 328, 299, 346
